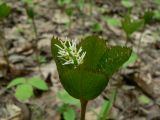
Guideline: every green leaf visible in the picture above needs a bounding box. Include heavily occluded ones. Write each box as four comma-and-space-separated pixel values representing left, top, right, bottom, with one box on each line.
123, 51, 138, 68
65, 7, 73, 16
154, 10, 160, 20
26, 6, 34, 19
7, 77, 26, 88
57, 89, 80, 106
15, 84, 33, 101
154, 0, 160, 5
91, 23, 103, 32
143, 10, 154, 24
0, 3, 11, 20
0, 0, 4, 4
57, 104, 69, 113
21, 0, 33, 6
57, 0, 72, 6
63, 107, 76, 120
78, 0, 85, 10
28, 77, 48, 90
97, 90, 117, 120
105, 17, 121, 27
36, 55, 47, 63
51, 36, 131, 100
122, 15, 144, 36
138, 95, 151, 105
121, 0, 134, 8
100, 46, 132, 77
60, 70, 107, 100
79, 36, 106, 71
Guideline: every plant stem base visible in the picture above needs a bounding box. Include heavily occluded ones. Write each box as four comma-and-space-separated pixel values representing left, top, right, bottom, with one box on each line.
80, 99, 88, 120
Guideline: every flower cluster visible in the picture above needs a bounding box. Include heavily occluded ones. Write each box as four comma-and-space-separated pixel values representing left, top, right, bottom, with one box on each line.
55, 39, 86, 67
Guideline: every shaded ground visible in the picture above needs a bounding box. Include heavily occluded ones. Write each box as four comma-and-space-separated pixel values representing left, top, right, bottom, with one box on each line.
0, 0, 160, 120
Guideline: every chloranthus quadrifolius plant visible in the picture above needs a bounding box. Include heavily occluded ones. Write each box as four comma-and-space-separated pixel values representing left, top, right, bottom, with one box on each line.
51, 36, 132, 100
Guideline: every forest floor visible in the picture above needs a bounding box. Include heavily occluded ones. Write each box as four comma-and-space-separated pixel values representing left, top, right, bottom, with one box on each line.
0, 0, 160, 120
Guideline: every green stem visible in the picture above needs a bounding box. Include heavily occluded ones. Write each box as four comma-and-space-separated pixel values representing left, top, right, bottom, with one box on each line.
0, 22, 10, 69
32, 18, 38, 41
31, 17, 43, 77
80, 99, 88, 120
68, 16, 72, 36
125, 34, 130, 46
90, 0, 93, 16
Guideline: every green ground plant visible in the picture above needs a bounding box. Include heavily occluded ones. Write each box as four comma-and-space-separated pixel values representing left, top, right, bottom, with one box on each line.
51, 36, 132, 120
121, 14, 144, 45
64, 5, 74, 35
104, 16, 121, 28
143, 10, 154, 24
57, 89, 80, 120
91, 22, 103, 33
56, 0, 74, 35
7, 76, 48, 101
121, 11, 153, 68
97, 90, 117, 120
153, 0, 160, 20
57, 0, 72, 7
121, 0, 134, 8
21, 0, 45, 76
57, 89, 117, 120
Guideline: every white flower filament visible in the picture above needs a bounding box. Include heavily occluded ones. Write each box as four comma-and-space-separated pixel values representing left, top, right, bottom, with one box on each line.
55, 39, 86, 67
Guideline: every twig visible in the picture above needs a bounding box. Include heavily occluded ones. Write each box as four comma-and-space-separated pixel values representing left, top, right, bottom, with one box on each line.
31, 17, 43, 77
0, 22, 10, 74
125, 35, 130, 46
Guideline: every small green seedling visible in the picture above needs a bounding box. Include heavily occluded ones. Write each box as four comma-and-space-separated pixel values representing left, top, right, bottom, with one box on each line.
153, 0, 160, 21
51, 36, 132, 120
123, 51, 138, 68
143, 10, 154, 24
138, 95, 151, 105
57, 0, 72, 7
121, 14, 144, 45
21, 0, 34, 18
57, 89, 80, 120
26, 6, 34, 19
7, 77, 48, 101
91, 23, 103, 33
33, 55, 47, 64
21, 0, 35, 24
97, 89, 117, 120
121, 0, 134, 8
21, 0, 33, 6
78, 0, 85, 11
58, 104, 76, 120
57, 89, 80, 106
0, 2, 11, 21
21, 0, 44, 75
65, 6, 74, 34
104, 16, 121, 27
154, 10, 160, 21
21, 0, 36, 38
154, 0, 160, 5
65, 7, 73, 16
122, 15, 144, 37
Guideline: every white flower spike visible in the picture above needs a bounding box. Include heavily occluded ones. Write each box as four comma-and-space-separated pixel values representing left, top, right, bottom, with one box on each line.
55, 38, 86, 67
